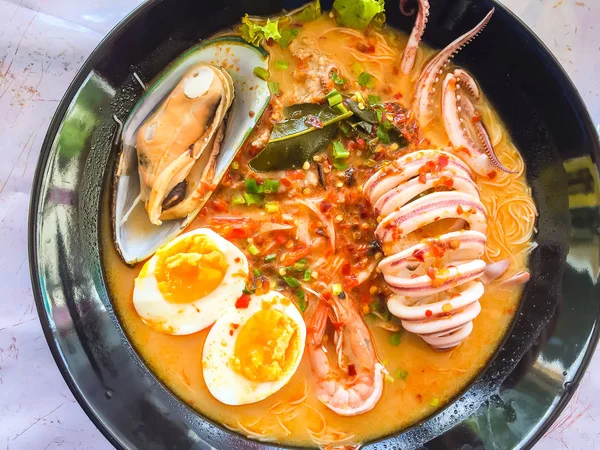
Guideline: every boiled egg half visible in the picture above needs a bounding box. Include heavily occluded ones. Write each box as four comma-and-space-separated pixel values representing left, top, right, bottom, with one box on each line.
133, 228, 248, 335
202, 291, 306, 405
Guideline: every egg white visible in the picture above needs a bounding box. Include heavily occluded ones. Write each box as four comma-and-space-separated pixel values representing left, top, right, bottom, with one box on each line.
133, 228, 248, 335
202, 291, 306, 406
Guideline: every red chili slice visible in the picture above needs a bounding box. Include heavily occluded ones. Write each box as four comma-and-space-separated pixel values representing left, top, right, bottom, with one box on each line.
235, 294, 251, 309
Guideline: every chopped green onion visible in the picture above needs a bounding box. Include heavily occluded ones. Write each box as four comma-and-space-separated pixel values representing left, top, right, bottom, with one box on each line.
358, 72, 374, 88
390, 332, 402, 346
243, 192, 262, 206
326, 89, 343, 107
394, 369, 409, 380
265, 202, 279, 214
303, 268, 312, 281
352, 62, 364, 77
330, 71, 346, 85
296, 289, 307, 312
332, 283, 343, 296
274, 60, 289, 70
253, 269, 263, 277
262, 179, 280, 193
265, 253, 277, 263
429, 397, 440, 407
242, 286, 256, 295
268, 80, 280, 95
368, 95, 381, 105
283, 276, 301, 288
376, 108, 384, 123
248, 244, 260, 256
253, 66, 269, 80
333, 141, 350, 159
231, 195, 246, 205
333, 159, 348, 170
245, 179, 261, 194
294, 258, 308, 271
377, 126, 390, 144
335, 103, 349, 114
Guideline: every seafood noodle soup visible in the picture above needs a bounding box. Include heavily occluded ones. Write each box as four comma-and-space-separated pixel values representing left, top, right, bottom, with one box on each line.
103, 1, 537, 447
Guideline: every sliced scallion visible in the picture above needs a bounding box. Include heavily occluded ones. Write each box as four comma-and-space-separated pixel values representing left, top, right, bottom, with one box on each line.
274, 60, 289, 70
253, 66, 269, 81
248, 244, 260, 256
283, 276, 301, 288
326, 89, 343, 107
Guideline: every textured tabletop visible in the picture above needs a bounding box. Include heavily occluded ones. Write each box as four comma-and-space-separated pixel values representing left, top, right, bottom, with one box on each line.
0, 0, 598, 449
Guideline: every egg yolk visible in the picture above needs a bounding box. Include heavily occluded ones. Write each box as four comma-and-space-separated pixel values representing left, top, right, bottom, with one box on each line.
231, 309, 300, 383
154, 234, 228, 304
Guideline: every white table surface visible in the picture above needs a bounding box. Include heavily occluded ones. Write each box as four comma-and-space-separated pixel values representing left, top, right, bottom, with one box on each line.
0, 1, 598, 449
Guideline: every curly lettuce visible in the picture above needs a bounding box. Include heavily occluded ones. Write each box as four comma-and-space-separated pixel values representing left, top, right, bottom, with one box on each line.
332, 0, 386, 30
240, 1, 321, 48
240, 15, 281, 46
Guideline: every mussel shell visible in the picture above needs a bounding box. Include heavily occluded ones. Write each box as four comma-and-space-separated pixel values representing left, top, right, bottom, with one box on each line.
112, 36, 270, 265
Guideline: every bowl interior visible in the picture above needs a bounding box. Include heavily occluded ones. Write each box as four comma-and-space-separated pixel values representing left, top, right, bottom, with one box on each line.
29, 0, 600, 449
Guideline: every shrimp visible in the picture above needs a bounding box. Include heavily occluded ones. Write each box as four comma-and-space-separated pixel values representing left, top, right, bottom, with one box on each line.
306, 295, 385, 416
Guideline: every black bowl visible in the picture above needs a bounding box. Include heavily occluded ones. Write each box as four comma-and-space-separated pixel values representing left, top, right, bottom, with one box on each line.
28, 0, 600, 449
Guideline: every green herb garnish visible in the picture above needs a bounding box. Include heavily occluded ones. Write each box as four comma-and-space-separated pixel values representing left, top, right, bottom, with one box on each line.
296, 289, 307, 312
283, 276, 301, 288
253, 66, 269, 80
332, 0, 386, 30
390, 332, 401, 346
275, 60, 289, 70
241, 15, 281, 46
331, 71, 346, 85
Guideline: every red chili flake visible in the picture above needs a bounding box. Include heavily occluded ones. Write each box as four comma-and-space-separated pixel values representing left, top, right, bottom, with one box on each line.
235, 294, 251, 309
280, 177, 292, 187
319, 201, 333, 213
229, 329, 234, 336
427, 267, 436, 280
418, 173, 427, 184
392, 66, 400, 75
438, 154, 449, 168
305, 115, 323, 129
425, 310, 433, 317
341, 263, 351, 276
434, 216, 440, 221
471, 113, 482, 123
456, 205, 464, 215
347, 364, 357, 377
393, 92, 403, 100
234, 257, 241, 263
488, 170, 497, 180
232, 323, 240, 329
273, 232, 288, 244
229, 228, 247, 239
323, 292, 332, 301
412, 248, 426, 262
356, 137, 366, 149
417, 394, 423, 402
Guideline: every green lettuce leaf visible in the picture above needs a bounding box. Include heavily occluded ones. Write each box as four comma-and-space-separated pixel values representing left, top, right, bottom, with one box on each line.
240, 15, 281, 46
332, 0, 386, 30
295, 0, 322, 23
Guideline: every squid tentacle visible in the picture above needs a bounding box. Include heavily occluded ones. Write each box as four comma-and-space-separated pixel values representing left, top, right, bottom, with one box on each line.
412, 9, 494, 127
400, 0, 431, 74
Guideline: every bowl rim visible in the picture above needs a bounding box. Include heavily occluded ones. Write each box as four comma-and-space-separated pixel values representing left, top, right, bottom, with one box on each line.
28, 1, 600, 449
